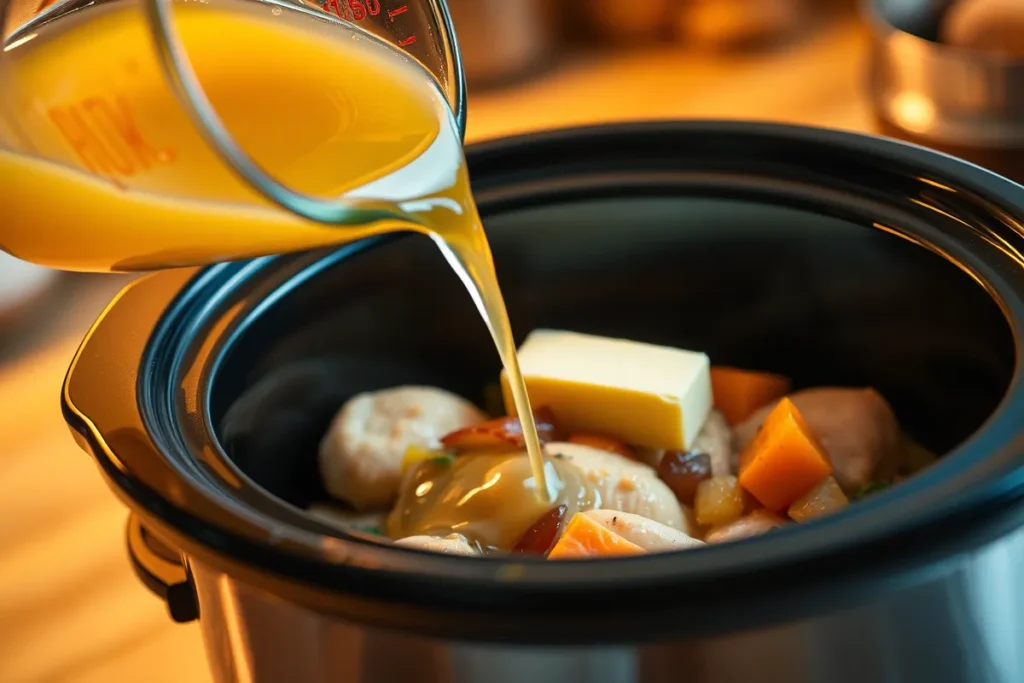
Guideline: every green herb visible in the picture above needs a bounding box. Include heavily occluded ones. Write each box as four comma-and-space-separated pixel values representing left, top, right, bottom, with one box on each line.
430, 454, 455, 466
352, 525, 383, 536
552, 452, 565, 459
852, 481, 891, 500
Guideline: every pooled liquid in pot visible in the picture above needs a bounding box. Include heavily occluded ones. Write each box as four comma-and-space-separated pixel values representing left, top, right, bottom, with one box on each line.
388, 452, 599, 551
0, 0, 552, 501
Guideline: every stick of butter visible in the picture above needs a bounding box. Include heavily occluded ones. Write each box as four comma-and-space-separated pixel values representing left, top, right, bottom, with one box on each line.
500, 329, 712, 450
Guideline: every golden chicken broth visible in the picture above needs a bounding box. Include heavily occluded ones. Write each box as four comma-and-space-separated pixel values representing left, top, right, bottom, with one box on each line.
388, 453, 599, 551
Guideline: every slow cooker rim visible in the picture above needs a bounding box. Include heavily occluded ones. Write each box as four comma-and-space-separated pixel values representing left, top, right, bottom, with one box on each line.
65, 120, 1024, 638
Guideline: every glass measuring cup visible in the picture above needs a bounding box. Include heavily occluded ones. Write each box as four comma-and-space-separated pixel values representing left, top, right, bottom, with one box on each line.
0, 0, 467, 269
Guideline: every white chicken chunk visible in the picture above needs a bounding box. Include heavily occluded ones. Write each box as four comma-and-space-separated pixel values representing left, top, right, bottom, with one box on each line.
733, 387, 901, 492
704, 511, 785, 544
395, 534, 479, 556
547, 442, 690, 532
318, 386, 486, 511
583, 510, 703, 552
637, 409, 734, 476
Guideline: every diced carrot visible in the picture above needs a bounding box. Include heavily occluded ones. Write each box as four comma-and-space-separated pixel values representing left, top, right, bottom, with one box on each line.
710, 366, 792, 426
567, 433, 636, 460
547, 512, 645, 560
738, 398, 833, 512
788, 476, 849, 523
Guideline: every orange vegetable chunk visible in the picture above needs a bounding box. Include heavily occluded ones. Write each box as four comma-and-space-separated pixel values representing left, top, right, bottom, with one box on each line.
547, 512, 645, 560
710, 366, 792, 426
738, 397, 833, 512
788, 476, 849, 523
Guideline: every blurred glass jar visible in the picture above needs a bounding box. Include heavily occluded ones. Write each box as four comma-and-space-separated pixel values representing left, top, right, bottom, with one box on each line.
865, 0, 1024, 184
940, 0, 1024, 59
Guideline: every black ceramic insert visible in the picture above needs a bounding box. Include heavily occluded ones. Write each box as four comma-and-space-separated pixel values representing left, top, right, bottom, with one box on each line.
215, 196, 1010, 509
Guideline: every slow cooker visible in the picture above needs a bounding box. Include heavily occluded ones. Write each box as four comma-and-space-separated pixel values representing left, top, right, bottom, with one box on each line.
64, 122, 1024, 683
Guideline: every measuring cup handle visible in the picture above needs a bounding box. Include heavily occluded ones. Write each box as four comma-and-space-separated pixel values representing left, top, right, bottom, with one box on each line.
431, 0, 468, 139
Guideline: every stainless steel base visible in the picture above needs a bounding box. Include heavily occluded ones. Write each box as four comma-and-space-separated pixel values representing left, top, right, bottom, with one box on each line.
188, 524, 1024, 683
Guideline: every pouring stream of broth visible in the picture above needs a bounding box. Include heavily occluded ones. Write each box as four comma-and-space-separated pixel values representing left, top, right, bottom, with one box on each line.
0, 0, 554, 501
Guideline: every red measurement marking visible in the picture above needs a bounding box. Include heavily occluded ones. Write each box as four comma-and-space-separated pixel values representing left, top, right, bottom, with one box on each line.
387, 4, 408, 21
346, 0, 366, 20
321, 0, 380, 21
398, 35, 417, 46
47, 95, 175, 189
322, 0, 349, 20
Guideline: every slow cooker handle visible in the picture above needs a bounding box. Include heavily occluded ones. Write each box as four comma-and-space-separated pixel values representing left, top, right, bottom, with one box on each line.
126, 515, 199, 623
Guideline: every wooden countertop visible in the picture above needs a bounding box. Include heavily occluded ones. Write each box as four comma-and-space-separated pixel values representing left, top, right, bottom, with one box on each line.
0, 16, 871, 682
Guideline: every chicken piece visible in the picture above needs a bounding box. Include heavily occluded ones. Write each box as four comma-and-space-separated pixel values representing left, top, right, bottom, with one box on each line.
733, 388, 900, 492
583, 510, 703, 553
548, 442, 690, 532
637, 409, 734, 476
318, 386, 486, 511
394, 533, 480, 556
687, 409, 734, 475
705, 510, 786, 544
